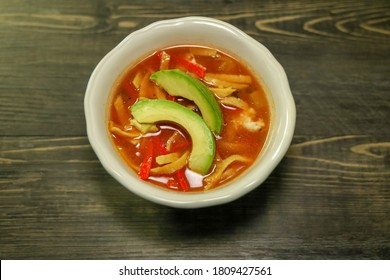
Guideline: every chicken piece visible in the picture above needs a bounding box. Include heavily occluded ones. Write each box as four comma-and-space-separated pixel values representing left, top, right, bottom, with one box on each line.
234, 108, 265, 132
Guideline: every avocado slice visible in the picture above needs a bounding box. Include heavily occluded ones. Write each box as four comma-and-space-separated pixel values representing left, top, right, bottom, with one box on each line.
130, 99, 215, 175
150, 69, 223, 134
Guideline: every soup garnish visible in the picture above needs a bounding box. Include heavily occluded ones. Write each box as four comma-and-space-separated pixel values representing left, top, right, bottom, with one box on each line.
108, 45, 270, 192
150, 69, 223, 134
131, 99, 216, 175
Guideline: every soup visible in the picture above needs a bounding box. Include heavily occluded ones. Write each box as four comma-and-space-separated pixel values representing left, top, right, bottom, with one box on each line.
108, 45, 270, 192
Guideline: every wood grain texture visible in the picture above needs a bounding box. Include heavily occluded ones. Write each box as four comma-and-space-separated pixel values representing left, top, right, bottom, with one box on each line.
0, 135, 388, 259
0, 0, 389, 259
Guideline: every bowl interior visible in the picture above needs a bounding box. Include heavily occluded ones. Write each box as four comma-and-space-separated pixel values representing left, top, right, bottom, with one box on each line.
84, 17, 295, 208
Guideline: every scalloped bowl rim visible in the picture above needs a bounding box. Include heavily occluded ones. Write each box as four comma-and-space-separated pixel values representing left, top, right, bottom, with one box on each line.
84, 16, 295, 208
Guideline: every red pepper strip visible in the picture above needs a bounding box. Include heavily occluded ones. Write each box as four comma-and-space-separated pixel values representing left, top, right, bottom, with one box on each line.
153, 136, 167, 155
177, 168, 190, 192
139, 138, 154, 180
122, 82, 136, 96
166, 179, 178, 190
167, 94, 176, 101
170, 55, 206, 78
156, 50, 206, 78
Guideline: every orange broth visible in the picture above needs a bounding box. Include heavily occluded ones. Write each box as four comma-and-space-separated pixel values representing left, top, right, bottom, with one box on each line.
108, 45, 270, 192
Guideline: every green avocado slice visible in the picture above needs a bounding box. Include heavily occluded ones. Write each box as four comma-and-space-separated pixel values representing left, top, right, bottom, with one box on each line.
130, 99, 215, 175
150, 69, 223, 134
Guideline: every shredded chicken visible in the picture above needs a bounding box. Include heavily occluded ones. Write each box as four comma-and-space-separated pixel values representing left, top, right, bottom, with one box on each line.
233, 108, 265, 132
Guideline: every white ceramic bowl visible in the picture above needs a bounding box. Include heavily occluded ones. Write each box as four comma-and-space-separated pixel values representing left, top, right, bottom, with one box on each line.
84, 16, 295, 208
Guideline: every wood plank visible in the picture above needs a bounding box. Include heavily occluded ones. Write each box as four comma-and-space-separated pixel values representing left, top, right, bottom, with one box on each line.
0, 135, 388, 259
0, 1, 389, 136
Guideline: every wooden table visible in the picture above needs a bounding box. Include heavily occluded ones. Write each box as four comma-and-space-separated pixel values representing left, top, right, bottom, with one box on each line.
1, 0, 389, 260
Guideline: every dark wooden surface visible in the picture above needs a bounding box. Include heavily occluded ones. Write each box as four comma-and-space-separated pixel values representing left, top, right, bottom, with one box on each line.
1, 0, 389, 260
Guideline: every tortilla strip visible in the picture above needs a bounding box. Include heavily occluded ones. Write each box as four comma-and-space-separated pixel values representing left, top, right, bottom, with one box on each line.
113, 95, 129, 125
220, 96, 249, 109
204, 76, 249, 89
109, 121, 141, 138
190, 47, 217, 57
205, 73, 251, 84
209, 87, 236, 98
204, 155, 250, 189
156, 152, 180, 165
150, 151, 189, 175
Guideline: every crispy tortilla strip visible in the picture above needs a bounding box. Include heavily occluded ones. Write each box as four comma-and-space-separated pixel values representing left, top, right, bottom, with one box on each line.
156, 152, 180, 165
220, 96, 249, 110
220, 167, 236, 181
205, 73, 251, 84
150, 151, 189, 175
204, 75, 249, 89
190, 47, 218, 57
160, 51, 170, 70
130, 119, 158, 133
154, 86, 167, 100
209, 87, 236, 98
109, 121, 141, 138
249, 90, 266, 109
113, 95, 129, 125
204, 155, 250, 190
139, 71, 152, 98
166, 131, 181, 151
218, 59, 235, 72
132, 71, 144, 89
